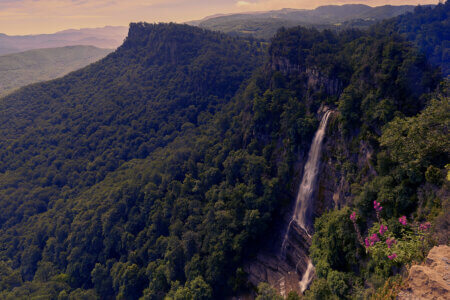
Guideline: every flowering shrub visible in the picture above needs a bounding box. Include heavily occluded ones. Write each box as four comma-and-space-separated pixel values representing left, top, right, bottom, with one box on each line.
349, 202, 433, 277
398, 216, 407, 226
379, 224, 387, 235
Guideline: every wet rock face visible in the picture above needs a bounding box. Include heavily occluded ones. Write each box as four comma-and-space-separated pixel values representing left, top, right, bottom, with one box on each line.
398, 245, 450, 300
243, 147, 311, 297
244, 218, 312, 297
317, 119, 376, 213
243, 56, 370, 297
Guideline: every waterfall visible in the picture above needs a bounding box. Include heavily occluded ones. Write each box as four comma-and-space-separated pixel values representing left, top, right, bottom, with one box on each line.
299, 259, 314, 293
281, 110, 333, 292
293, 110, 332, 234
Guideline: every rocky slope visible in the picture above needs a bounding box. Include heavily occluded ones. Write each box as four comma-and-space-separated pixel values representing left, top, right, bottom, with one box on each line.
398, 245, 450, 300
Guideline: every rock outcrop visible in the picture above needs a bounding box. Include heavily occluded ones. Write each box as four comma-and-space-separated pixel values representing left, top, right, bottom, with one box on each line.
270, 56, 343, 97
398, 245, 450, 300
244, 217, 311, 297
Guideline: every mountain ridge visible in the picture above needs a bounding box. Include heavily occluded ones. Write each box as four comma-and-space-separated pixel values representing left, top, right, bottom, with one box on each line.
0, 45, 112, 96
0, 26, 128, 55
186, 4, 425, 39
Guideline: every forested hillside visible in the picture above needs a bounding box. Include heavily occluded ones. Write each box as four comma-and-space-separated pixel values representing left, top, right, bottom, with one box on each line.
389, 2, 450, 76
0, 3, 448, 300
0, 46, 112, 96
0, 23, 266, 299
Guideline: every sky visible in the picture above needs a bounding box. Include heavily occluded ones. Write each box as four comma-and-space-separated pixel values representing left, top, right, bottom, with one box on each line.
0, 0, 440, 35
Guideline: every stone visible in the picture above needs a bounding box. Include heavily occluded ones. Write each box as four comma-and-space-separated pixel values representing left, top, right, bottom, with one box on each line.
398, 245, 450, 300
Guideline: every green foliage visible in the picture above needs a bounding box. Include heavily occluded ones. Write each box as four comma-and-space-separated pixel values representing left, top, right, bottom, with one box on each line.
356, 95, 449, 219
0, 23, 266, 299
366, 221, 432, 278
0, 261, 23, 291
255, 282, 282, 300
389, 1, 449, 76
170, 276, 212, 300
0, 4, 447, 299
309, 91, 448, 299
311, 208, 360, 277
286, 291, 301, 300
304, 278, 337, 300
425, 165, 443, 185
0, 22, 264, 231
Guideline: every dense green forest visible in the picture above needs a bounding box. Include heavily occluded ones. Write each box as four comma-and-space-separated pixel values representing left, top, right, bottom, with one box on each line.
376, 2, 450, 76
0, 46, 112, 96
0, 2, 448, 300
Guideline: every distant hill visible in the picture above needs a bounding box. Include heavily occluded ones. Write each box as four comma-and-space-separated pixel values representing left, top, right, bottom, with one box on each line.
188, 4, 424, 39
0, 45, 112, 96
0, 26, 127, 55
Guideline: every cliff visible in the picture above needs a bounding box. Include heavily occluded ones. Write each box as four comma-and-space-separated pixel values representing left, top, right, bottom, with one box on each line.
398, 245, 450, 300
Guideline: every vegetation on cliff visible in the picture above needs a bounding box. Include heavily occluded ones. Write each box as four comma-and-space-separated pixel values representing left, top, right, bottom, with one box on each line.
309, 92, 448, 299
0, 2, 448, 300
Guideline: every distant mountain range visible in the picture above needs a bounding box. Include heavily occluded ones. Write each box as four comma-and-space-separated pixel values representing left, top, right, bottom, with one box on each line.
0, 26, 128, 55
0, 5, 430, 55
187, 4, 430, 39
0, 45, 112, 95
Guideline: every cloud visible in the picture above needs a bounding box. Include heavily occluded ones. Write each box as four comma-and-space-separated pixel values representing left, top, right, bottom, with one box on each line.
236, 1, 251, 7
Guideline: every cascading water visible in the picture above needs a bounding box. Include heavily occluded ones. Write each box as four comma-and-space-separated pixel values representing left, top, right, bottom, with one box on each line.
299, 260, 315, 293
281, 110, 333, 292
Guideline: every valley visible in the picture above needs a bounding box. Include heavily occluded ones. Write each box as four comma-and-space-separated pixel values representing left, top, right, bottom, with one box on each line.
0, 46, 112, 96
0, 2, 448, 299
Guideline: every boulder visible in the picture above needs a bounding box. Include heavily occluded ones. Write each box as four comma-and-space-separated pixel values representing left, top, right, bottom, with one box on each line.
398, 245, 450, 300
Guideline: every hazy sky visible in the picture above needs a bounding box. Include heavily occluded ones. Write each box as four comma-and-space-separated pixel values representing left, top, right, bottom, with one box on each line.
0, 0, 440, 35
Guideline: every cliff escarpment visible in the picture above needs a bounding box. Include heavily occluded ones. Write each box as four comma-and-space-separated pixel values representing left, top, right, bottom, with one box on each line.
243, 22, 441, 297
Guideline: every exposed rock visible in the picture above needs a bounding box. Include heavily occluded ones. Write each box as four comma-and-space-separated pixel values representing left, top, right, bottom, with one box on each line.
244, 108, 332, 296
243, 135, 311, 296
243, 219, 311, 297
269, 56, 342, 97
317, 115, 377, 212
398, 245, 450, 300
304, 68, 341, 95
270, 56, 302, 75
243, 54, 362, 296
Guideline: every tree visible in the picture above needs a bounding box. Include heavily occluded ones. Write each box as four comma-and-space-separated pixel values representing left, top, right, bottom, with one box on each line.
256, 283, 282, 300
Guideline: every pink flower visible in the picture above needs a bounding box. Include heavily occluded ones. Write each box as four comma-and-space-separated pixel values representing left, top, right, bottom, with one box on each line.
399, 216, 407, 226
419, 222, 431, 231
388, 253, 397, 260
379, 224, 388, 235
365, 238, 370, 248
350, 212, 356, 221
369, 233, 380, 246
373, 201, 383, 212
386, 238, 396, 249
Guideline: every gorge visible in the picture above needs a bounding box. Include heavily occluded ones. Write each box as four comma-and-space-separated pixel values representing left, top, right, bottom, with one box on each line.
0, 2, 447, 299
